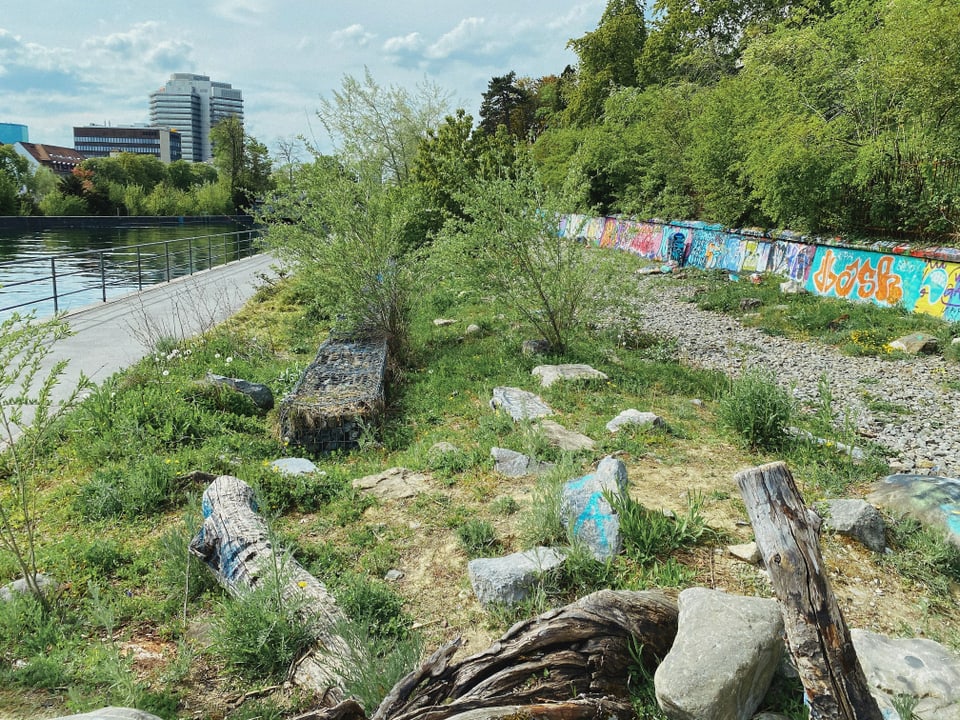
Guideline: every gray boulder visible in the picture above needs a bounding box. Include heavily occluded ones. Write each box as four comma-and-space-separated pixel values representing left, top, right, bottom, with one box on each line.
206, 372, 274, 410
606, 409, 666, 433
50, 709, 164, 720
889, 332, 938, 354
0, 573, 57, 602
468, 547, 566, 606
490, 387, 554, 421
352, 467, 430, 500
655, 588, 784, 720
820, 499, 886, 552
521, 339, 552, 356
868, 474, 960, 547
269, 457, 319, 476
491, 447, 555, 478
853, 628, 960, 719
531, 363, 608, 388
536, 419, 596, 452
561, 456, 627, 560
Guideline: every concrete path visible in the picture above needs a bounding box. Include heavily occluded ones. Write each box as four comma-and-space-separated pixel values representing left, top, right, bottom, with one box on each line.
8, 252, 279, 443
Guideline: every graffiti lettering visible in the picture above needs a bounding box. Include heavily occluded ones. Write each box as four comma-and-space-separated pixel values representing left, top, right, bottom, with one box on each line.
812, 249, 903, 306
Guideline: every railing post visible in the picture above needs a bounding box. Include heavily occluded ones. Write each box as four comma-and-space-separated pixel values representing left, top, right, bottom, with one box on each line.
189, 240, 194, 275
99, 251, 107, 303
51, 257, 59, 315
165, 241, 171, 282
208, 235, 213, 269
136, 247, 143, 291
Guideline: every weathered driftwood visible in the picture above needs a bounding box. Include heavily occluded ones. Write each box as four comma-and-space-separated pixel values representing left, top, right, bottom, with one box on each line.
371, 589, 677, 720
735, 461, 882, 720
189, 475, 354, 704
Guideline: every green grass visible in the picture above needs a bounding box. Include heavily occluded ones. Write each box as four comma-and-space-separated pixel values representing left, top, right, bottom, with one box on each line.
0, 265, 952, 718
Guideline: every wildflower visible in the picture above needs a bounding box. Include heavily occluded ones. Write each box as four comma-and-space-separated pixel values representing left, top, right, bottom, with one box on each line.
162, 370, 169, 377
225, 356, 234, 364
214, 353, 221, 359
297, 581, 308, 588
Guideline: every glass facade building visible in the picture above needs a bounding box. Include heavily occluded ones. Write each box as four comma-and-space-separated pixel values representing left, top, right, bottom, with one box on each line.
149, 74, 244, 162
73, 126, 182, 162
0, 123, 29, 144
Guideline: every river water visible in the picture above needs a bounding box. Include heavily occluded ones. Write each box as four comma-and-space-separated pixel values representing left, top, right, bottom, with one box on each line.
0, 222, 257, 319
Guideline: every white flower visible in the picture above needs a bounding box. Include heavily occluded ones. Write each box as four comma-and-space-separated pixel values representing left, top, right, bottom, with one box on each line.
162, 370, 170, 377
214, 353, 221, 359
225, 356, 233, 364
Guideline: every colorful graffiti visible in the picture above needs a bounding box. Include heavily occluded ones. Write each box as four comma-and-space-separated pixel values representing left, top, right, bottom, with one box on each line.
915, 260, 960, 322
561, 213, 960, 321
806, 247, 922, 307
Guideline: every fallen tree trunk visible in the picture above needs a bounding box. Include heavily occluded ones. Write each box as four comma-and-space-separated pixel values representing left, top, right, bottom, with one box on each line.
371, 589, 678, 720
735, 461, 882, 720
189, 474, 353, 704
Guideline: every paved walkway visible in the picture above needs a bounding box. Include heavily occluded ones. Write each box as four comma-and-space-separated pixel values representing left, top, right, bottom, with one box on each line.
9, 252, 278, 443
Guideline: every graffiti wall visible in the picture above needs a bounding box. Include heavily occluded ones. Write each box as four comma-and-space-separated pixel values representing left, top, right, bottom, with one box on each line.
560, 214, 960, 321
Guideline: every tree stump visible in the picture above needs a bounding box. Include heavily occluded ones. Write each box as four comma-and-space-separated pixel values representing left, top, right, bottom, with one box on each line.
735, 461, 882, 720
189, 475, 353, 704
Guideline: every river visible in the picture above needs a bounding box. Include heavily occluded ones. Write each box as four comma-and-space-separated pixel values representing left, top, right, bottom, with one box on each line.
0, 222, 259, 319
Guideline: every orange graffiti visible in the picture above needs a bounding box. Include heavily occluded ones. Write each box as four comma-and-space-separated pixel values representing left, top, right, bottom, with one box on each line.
813, 249, 903, 305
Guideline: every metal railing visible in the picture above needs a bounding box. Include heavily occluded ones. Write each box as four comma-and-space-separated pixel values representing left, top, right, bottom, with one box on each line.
0, 228, 264, 317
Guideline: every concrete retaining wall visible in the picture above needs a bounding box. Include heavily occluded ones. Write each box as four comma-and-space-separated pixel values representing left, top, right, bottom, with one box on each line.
562, 215, 960, 322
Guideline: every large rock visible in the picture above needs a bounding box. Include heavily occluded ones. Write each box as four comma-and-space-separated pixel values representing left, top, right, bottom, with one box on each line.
820, 499, 886, 552
490, 447, 555, 478
853, 628, 960, 719
468, 547, 566, 606
889, 332, 938, 354
561, 456, 627, 560
606, 409, 666, 433
490, 387, 554, 421
536, 419, 596, 452
531, 363, 608, 388
655, 588, 784, 720
206, 372, 274, 410
352, 467, 430, 500
868, 474, 960, 546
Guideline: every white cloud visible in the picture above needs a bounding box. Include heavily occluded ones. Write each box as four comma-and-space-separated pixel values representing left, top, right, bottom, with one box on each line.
211, 0, 273, 25
382, 32, 424, 54
330, 24, 375, 48
80, 23, 194, 79
425, 17, 488, 60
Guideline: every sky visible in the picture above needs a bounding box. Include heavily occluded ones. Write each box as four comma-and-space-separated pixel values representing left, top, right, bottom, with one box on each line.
0, 0, 606, 157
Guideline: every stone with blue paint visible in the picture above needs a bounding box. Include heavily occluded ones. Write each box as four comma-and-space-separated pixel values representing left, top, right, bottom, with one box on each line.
561, 456, 628, 561
868, 474, 960, 547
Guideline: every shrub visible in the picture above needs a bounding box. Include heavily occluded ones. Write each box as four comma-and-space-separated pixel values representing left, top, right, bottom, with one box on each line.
456, 520, 500, 558
334, 574, 411, 644
718, 368, 795, 449
612, 491, 712, 564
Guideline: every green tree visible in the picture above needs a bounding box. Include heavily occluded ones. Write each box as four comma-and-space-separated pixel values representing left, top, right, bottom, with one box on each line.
211, 116, 274, 211
0, 145, 30, 215
316, 67, 451, 185
564, 0, 647, 125
434, 150, 612, 353
479, 72, 532, 138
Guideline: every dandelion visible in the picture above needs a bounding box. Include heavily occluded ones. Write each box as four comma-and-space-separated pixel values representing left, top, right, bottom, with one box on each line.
225, 356, 233, 364
162, 370, 169, 377
297, 581, 308, 588
214, 353, 221, 359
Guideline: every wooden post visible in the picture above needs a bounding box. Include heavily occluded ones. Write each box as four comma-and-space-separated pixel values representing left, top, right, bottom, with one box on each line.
735, 461, 881, 720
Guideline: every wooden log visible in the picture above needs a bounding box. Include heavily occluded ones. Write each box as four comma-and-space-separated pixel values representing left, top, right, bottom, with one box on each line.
735, 461, 882, 720
189, 475, 354, 705
372, 589, 678, 720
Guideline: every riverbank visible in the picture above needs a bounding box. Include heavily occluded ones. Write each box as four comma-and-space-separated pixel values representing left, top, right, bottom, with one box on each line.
0, 214, 255, 231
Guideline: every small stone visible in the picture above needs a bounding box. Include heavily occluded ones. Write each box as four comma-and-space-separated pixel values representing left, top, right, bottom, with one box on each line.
820, 499, 887, 552
433, 318, 457, 327
536, 419, 596, 451
739, 297, 762, 311
465, 324, 481, 335
532, 364, 608, 388
490, 387, 553, 421
429, 441, 459, 456
468, 547, 566, 606
0, 573, 57, 602
889, 332, 938, 354
206, 373, 274, 410
384, 569, 404, 582
728, 542, 762, 565
270, 457, 319, 476
606, 409, 665, 433
352, 467, 430, 500
491, 447, 554, 477
521, 339, 551, 356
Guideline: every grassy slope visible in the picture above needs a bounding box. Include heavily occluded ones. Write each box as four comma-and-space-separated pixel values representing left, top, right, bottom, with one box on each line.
0, 260, 958, 719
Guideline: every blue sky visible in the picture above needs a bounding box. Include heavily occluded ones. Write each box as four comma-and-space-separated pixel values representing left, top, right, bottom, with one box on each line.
1, 1, 605, 156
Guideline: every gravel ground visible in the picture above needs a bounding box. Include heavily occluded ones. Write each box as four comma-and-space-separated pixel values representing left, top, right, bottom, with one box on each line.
630, 273, 960, 477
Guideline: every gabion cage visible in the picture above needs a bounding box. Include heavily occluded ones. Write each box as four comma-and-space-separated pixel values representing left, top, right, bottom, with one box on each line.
278, 335, 388, 453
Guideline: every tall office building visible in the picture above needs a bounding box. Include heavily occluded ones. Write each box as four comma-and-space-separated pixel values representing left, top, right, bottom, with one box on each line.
149, 73, 243, 163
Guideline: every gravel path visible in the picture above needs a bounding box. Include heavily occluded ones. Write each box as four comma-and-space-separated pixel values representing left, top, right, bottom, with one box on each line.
631, 274, 960, 477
